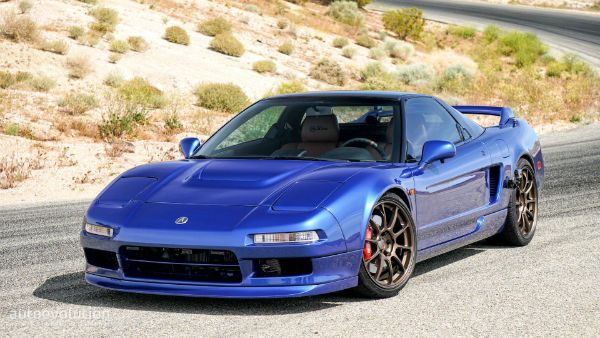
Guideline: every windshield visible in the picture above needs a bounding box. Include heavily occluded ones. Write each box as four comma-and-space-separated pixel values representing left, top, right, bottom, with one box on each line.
195, 98, 400, 162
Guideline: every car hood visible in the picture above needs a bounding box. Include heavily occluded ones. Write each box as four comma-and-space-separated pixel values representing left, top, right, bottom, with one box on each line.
100, 159, 379, 207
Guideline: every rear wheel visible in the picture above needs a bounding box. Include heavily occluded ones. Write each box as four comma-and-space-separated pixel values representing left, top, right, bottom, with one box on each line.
354, 193, 416, 298
499, 159, 538, 246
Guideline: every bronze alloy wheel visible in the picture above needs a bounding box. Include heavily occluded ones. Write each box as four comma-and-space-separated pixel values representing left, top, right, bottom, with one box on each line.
515, 165, 538, 237
363, 198, 415, 289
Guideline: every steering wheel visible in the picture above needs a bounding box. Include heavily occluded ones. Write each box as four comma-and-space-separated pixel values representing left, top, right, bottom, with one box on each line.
342, 138, 387, 159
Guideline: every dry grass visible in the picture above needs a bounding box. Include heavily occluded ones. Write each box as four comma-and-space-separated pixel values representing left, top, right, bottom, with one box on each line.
278, 41, 294, 55
252, 60, 276, 74
0, 11, 38, 42
310, 58, 347, 86
0, 156, 35, 189
58, 92, 98, 115
197, 17, 231, 36
210, 33, 244, 57
66, 54, 93, 79
127, 36, 149, 52
38, 39, 70, 55
164, 25, 189, 45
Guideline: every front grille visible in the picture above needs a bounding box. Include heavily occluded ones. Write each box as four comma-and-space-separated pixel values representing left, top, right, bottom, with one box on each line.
84, 248, 119, 270
120, 246, 242, 283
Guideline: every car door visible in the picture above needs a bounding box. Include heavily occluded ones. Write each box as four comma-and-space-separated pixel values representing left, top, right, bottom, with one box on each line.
404, 97, 492, 250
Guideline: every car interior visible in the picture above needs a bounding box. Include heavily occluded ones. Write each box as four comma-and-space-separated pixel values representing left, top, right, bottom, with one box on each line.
204, 103, 397, 162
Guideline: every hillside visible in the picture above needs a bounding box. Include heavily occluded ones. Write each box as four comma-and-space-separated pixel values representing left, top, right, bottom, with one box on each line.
0, 0, 598, 205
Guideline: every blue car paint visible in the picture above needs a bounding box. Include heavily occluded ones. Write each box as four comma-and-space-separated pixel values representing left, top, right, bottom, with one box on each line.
81, 92, 544, 298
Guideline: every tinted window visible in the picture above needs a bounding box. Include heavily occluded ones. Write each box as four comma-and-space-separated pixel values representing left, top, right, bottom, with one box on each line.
404, 97, 462, 160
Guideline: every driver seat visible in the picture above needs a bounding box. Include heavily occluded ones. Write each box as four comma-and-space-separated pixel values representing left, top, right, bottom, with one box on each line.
281, 114, 340, 157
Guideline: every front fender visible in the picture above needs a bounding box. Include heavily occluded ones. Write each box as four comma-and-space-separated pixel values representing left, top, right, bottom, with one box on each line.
321, 165, 414, 252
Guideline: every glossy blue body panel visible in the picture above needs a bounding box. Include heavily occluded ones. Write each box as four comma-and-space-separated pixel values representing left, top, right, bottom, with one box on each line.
82, 92, 544, 298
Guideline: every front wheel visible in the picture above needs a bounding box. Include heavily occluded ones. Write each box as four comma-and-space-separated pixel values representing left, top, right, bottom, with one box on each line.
354, 193, 417, 298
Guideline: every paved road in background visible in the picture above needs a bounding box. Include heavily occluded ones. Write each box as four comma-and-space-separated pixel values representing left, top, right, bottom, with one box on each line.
372, 0, 600, 68
1, 124, 599, 336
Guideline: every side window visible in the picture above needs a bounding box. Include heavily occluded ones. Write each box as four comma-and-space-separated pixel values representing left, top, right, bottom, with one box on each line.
216, 106, 284, 149
404, 98, 462, 160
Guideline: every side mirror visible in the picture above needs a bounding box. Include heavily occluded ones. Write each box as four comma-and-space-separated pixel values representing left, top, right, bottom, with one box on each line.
179, 137, 201, 159
419, 140, 456, 168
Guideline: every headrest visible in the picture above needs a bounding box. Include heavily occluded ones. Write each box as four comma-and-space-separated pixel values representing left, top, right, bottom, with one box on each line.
386, 119, 394, 143
301, 115, 340, 143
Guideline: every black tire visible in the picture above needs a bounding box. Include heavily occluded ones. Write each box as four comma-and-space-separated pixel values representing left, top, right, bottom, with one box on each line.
354, 193, 417, 298
498, 158, 538, 246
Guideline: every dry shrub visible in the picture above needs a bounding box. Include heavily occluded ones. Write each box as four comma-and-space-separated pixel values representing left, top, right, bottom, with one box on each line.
27, 74, 56, 91
67, 25, 85, 39
210, 33, 244, 57
18, 1, 33, 14
66, 54, 93, 79
58, 92, 98, 115
108, 52, 121, 63
342, 46, 356, 59
0, 156, 33, 189
194, 83, 249, 113
103, 71, 124, 87
277, 19, 288, 30
127, 36, 149, 52
384, 39, 414, 60
109, 39, 130, 53
278, 41, 293, 55
253, 59, 276, 74
309, 59, 347, 86
38, 39, 69, 55
197, 17, 231, 36
78, 31, 101, 46
164, 25, 189, 45
0, 71, 16, 89
332, 37, 349, 48
273, 80, 305, 95
369, 47, 386, 60
396, 62, 434, 85
355, 33, 376, 48
88, 7, 119, 34
0, 11, 38, 42
326, 1, 363, 27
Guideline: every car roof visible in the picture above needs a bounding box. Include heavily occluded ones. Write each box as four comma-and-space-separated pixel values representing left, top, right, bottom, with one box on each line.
264, 90, 421, 101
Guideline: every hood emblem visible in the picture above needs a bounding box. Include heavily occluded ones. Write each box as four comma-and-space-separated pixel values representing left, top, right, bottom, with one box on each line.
175, 217, 189, 225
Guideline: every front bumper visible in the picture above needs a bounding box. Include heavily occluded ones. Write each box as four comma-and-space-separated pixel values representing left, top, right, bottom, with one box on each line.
85, 273, 358, 298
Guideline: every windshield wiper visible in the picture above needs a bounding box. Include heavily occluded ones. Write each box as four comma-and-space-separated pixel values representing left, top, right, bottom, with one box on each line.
267, 156, 347, 162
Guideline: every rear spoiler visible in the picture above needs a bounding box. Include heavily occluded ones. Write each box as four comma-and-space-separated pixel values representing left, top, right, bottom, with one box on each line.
452, 106, 515, 128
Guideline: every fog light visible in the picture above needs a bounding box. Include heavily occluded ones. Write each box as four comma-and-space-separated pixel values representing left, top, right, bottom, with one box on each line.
85, 223, 113, 237
253, 231, 319, 244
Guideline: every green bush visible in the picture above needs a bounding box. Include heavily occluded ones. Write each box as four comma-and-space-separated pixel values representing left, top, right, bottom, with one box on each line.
357, 63, 400, 90
561, 53, 593, 76
332, 37, 349, 48
210, 33, 245, 57
0, 12, 39, 42
38, 39, 69, 54
58, 92, 98, 115
27, 74, 56, 92
342, 45, 356, 59
327, 1, 364, 27
359, 62, 386, 81
109, 39, 130, 53
278, 41, 293, 55
118, 77, 166, 109
194, 83, 249, 113
68, 25, 85, 40
88, 7, 119, 33
448, 25, 476, 39
252, 60, 276, 73
483, 25, 500, 43
309, 58, 347, 86
127, 36, 149, 52
274, 80, 305, 95
164, 25, 190, 45
546, 61, 565, 77
197, 17, 231, 36
436, 63, 475, 92
382, 8, 425, 40
355, 33, 376, 48
164, 113, 183, 133
498, 31, 546, 67
396, 62, 434, 85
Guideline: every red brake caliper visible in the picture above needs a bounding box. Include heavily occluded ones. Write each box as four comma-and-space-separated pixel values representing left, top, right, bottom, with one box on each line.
363, 226, 372, 260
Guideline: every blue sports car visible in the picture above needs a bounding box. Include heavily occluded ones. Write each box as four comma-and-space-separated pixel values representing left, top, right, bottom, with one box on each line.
81, 91, 544, 298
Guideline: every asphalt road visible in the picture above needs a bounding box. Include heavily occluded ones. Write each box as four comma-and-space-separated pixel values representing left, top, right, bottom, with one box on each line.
1, 124, 600, 336
371, 0, 600, 68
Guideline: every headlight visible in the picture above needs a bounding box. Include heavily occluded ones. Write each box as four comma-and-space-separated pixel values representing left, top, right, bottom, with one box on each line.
84, 223, 114, 237
253, 231, 319, 244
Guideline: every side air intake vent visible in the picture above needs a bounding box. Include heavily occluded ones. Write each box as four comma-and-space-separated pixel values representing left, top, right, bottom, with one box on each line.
489, 165, 501, 203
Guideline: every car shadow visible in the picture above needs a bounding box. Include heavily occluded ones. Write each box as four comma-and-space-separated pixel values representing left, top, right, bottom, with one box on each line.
33, 243, 501, 315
